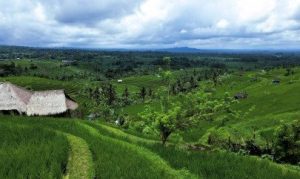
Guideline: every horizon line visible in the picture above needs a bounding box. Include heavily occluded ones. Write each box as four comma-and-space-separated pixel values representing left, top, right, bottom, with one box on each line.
1, 44, 300, 52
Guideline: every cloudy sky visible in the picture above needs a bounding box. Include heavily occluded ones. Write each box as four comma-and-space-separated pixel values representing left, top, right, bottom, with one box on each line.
0, 0, 300, 49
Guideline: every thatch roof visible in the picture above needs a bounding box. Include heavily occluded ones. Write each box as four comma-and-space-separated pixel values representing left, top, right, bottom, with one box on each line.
0, 82, 78, 116
26, 90, 68, 116
0, 82, 32, 113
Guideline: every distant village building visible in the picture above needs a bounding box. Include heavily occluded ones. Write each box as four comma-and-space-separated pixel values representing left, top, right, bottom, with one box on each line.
272, 79, 280, 84
0, 69, 4, 76
234, 92, 248, 100
87, 113, 98, 120
62, 60, 77, 66
0, 82, 78, 116
115, 116, 125, 126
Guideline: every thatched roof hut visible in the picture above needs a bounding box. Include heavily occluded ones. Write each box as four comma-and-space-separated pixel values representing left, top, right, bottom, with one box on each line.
0, 82, 78, 116
26, 90, 78, 116
0, 82, 32, 113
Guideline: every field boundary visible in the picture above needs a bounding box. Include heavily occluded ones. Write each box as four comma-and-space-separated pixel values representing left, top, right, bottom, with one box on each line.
63, 133, 95, 179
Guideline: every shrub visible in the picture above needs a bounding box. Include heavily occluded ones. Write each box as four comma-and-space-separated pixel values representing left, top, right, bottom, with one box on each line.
274, 120, 300, 165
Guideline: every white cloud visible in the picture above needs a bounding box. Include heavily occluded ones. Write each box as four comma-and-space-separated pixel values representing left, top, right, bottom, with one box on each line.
180, 29, 187, 34
33, 3, 47, 23
235, 0, 276, 23
216, 19, 229, 29
0, 0, 299, 48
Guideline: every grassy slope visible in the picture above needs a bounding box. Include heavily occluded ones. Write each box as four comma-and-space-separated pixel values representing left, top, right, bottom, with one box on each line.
0, 76, 82, 98
79, 122, 197, 179
113, 67, 300, 177
179, 68, 300, 143
0, 117, 194, 179
0, 122, 69, 179
2, 117, 299, 178
1, 59, 92, 79
85, 121, 300, 179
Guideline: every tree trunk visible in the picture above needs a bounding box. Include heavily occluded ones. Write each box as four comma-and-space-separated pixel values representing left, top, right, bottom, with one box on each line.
160, 128, 171, 146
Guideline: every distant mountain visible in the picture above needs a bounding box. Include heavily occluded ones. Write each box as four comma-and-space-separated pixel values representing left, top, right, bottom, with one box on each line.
83, 47, 203, 53
1, 45, 299, 54
155, 47, 202, 53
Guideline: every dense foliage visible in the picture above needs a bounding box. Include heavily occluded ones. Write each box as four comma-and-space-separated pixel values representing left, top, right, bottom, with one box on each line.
138, 92, 238, 144
274, 120, 300, 165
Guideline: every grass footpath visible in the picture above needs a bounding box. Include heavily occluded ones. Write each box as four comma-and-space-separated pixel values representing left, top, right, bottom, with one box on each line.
63, 134, 95, 179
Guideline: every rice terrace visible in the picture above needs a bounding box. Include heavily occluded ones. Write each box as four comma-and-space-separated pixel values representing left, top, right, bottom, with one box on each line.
1, 0, 300, 179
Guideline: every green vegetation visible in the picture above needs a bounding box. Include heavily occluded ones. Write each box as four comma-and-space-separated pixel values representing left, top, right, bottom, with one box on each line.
87, 122, 300, 178
274, 120, 300, 165
0, 123, 69, 179
150, 146, 300, 179
1, 117, 299, 178
0, 117, 195, 179
1, 47, 300, 178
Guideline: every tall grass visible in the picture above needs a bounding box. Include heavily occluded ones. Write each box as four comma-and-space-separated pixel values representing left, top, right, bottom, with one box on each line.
0, 117, 193, 178
149, 145, 300, 179
78, 122, 196, 178
84, 121, 300, 179
2, 116, 300, 179
0, 122, 69, 179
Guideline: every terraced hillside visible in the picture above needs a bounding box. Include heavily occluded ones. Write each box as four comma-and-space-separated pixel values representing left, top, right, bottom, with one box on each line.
116, 67, 300, 147
0, 117, 299, 179
1, 64, 300, 178
192, 67, 300, 145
